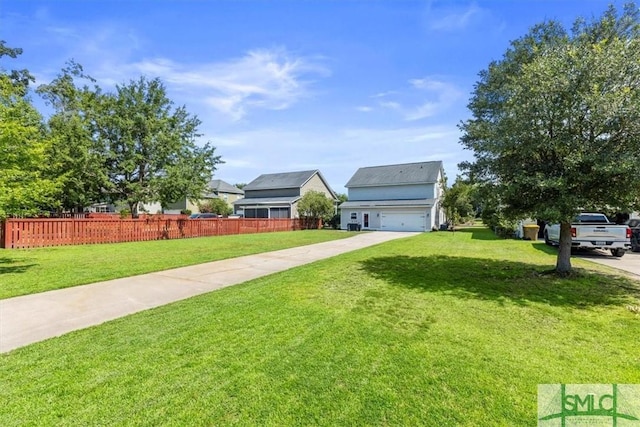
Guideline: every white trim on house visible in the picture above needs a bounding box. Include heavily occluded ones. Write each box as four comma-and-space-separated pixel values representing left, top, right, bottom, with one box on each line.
362, 211, 370, 229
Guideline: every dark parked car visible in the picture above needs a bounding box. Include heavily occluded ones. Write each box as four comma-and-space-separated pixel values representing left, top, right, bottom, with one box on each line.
188, 213, 218, 219
627, 219, 640, 252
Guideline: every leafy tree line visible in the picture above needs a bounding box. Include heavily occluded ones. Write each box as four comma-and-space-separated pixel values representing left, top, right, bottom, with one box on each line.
459, 3, 640, 274
0, 43, 222, 219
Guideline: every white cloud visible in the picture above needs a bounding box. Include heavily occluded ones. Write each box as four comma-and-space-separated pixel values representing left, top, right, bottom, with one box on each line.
371, 90, 399, 98
356, 106, 373, 112
26, 15, 329, 122
404, 103, 439, 121
426, 3, 485, 32
124, 49, 329, 121
372, 76, 463, 121
379, 101, 402, 110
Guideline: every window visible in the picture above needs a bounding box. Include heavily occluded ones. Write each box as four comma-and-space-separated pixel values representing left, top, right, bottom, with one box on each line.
245, 208, 269, 218
350, 212, 357, 221
270, 207, 290, 218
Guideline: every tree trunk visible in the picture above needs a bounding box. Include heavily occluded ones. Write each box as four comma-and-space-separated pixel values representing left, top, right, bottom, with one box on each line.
129, 201, 138, 219
555, 221, 573, 275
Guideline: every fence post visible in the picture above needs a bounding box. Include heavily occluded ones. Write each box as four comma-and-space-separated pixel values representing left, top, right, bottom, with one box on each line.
0, 219, 5, 249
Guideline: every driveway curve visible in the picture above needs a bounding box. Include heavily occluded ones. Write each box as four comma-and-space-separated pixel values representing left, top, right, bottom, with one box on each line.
576, 249, 640, 278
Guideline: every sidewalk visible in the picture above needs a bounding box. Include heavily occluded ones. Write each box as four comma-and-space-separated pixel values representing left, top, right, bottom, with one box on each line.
0, 231, 418, 353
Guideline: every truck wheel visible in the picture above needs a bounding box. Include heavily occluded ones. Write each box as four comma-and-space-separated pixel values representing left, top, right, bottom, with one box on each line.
611, 248, 625, 257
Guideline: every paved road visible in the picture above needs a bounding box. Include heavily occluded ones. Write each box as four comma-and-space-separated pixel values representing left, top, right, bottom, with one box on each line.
575, 249, 640, 277
0, 231, 418, 353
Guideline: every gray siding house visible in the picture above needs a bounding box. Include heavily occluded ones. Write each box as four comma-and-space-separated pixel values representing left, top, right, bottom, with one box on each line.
205, 179, 245, 205
340, 161, 446, 232
233, 170, 337, 218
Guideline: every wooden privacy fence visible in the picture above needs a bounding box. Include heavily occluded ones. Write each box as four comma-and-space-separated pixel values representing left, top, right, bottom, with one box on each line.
0, 217, 320, 249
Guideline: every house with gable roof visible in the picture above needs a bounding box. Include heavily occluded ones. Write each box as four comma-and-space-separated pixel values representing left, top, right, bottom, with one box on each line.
205, 179, 245, 205
233, 170, 337, 218
141, 179, 244, 214
340, 161, 446, 232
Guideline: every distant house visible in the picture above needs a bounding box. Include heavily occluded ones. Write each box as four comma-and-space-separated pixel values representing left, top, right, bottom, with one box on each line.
86, 202, 116, 213
340, 161, 446, 232
142, 179, 244, 214
205, 179, 245, 205
233, 170, 337, 218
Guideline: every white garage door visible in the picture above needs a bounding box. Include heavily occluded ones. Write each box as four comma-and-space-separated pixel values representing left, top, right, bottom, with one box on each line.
380, 212, 426, 232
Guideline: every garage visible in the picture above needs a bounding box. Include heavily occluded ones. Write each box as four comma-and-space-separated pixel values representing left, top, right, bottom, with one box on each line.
380, 211, 427, 232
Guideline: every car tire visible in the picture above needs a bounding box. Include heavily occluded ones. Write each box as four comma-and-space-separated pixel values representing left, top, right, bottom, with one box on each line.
611, 248, 625, 257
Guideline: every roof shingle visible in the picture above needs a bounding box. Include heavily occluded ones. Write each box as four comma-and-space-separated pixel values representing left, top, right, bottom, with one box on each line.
345, 161, 443, 187
244, 170, 319, 191
208, 179, 244, 195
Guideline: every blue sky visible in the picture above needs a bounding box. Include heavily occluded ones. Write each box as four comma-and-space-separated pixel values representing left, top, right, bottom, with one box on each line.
1, 0, 628, 193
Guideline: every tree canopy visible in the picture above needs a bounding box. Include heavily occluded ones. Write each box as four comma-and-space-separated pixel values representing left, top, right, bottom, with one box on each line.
93, 77, 222, 217
460, 3, 640, 274
297, 190, 335, 222
1, 43, 223, 219
0, 42, 59, 218
37, 61, 108, 213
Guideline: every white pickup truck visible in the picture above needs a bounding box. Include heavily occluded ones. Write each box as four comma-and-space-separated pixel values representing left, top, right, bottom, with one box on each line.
544, 213, 632, 257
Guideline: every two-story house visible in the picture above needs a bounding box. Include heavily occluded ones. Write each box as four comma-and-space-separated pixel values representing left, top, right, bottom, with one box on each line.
233, 170, 337, 218
340, 161, 445, 232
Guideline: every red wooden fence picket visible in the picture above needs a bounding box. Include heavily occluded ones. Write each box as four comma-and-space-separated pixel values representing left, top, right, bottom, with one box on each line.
0, 217, 320, 249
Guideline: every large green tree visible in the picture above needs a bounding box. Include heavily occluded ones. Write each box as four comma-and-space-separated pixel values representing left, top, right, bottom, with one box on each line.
37, 61, 108, 213
93, 77, 222, 217
0, 42, 58, 218
460, 4, 640, 274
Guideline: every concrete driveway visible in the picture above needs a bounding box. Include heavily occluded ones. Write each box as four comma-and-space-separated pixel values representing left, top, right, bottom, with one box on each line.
575, 249, 640, 277
0, 231, 419, 353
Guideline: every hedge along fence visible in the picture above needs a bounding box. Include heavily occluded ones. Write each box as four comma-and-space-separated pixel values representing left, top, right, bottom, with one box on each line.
0, 217, 321, 249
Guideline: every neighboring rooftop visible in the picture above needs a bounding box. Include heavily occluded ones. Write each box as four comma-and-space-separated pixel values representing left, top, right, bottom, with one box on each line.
244, 170, 321, 191
207, 179, 244, 196
345, 161, 443, 187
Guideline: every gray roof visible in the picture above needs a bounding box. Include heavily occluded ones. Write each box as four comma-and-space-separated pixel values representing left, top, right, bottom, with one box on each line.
244, 170, 319, 191
233, 196, 300, 206
345, 161, 443, 188
207, 179, 244, 195
340, 199, 436, 208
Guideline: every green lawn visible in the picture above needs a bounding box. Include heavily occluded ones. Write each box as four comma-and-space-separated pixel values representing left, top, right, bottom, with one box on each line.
0, 230, 352, 299
1, 228, 639, 426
